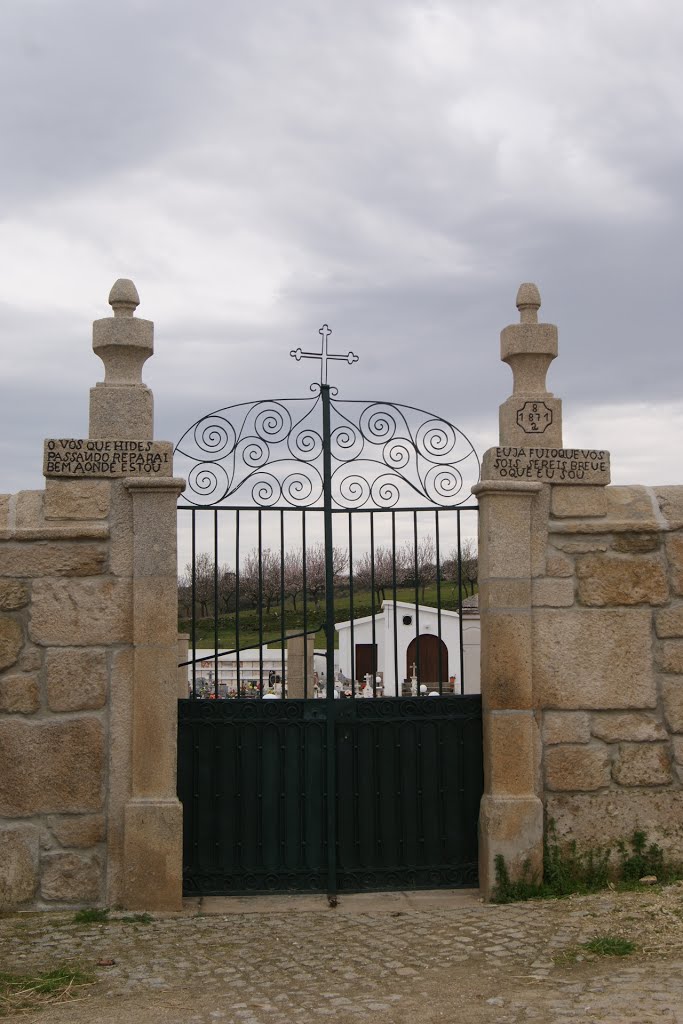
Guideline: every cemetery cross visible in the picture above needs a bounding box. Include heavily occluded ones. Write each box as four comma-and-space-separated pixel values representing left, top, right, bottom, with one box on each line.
290, 325, 359, 901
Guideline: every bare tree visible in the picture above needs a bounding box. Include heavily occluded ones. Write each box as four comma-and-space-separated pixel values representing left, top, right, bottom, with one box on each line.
401, 535, 436, 602
354, 546, 405, 605
305, 542, 348, 609
284, 548, 305, 611
462, 539, 478, 597
241, 548, 281, 613
441, 549, 459, 595
218, 564, 237, 614
178, 569, 193, 620
262, 550, 282, 615
181, 552, 216, 618
180, 554, 241, 619
443, 538, 478, 599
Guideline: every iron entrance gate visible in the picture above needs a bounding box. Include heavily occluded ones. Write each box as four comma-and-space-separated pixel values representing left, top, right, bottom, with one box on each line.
178, 688, 482, 893
175, 331, 483, 896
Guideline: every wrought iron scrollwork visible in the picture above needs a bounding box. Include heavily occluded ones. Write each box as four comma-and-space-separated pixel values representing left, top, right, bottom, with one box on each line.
175, 391, 480, 509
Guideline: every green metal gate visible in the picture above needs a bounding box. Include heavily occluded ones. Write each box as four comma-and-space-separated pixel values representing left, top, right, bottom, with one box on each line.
178, 693, 481, 894
175, 327, 483, 896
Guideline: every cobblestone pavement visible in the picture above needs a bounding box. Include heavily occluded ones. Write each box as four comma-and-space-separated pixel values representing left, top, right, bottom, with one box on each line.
1, 886, 683, 1023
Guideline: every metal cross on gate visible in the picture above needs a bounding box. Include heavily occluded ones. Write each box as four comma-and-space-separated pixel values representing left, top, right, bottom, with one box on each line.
290, 324, 359, 385
288, 323, 359, 901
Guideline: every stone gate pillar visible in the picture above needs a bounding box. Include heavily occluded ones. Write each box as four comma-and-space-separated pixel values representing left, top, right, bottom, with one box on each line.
474, 283, 641, 898
45, 280, 185, 910
473, 284, 559, 895
95, 281, 185, 910
122, 477, 184, 909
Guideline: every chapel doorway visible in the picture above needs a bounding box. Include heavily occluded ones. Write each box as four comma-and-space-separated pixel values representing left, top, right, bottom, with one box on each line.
354, 643, 377, 685
406, 634, 448, 686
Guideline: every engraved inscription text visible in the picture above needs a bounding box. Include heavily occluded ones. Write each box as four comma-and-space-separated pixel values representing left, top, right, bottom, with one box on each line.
44, 439, 173, 478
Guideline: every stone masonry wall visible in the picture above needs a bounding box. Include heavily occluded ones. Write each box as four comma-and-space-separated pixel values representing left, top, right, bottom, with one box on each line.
537, 483, 683, 855
0, 280, 183, 913
0, 480, 129, 909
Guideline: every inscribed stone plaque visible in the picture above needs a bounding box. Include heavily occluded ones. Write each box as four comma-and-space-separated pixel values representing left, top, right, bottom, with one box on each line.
44, 439, 173, 478
482, 447, 610, 485
516, 401, 553, 434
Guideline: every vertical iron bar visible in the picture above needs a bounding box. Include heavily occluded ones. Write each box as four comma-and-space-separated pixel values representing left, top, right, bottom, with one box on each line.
213, 509, 219, 699
352, 714, 360, 857
435, 510, 443, 695
279, 724, 286, 871
258, 510, 264, 698
348, 512, 355, 697
321, 383, 337, 899
456, 716, 466, 865
299, 710, 306, 872
235, 714, 242, 870
256, 720, 263, 867
235, 510, 241, 697
438, 719, 447, 862
191, 718, 200, 876
191, 509, 197, 698
373, 722, 381, 868
370, 511, 377, 696
302, 512, 308, 697
394, 718, 403, 867
457, 510, 465, 695
280, 510, 286, 696
392, 511, 399, 697
212, 720, 220, 865
413, 512, 420, 694
416, 718, 424, 865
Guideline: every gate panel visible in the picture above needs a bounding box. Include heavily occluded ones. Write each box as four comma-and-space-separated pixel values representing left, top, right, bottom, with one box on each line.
335, 697, 482, 890
179, 695, 482, 895
179, 700, 329, 894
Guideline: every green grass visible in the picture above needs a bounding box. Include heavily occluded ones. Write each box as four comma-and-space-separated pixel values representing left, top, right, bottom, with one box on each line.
180, 581, 476, 651
552, 935, 637, 966
0, 965, 93, 1016
72, 907, 153, 926
582, 935, 636, 957
73, 907, 109, 924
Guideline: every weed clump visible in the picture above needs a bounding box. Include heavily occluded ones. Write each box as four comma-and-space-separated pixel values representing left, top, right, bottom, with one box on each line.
617, 830, 672, 883
118, 912, 153, 925
582, 935, 636, 957
73, 907, 110, 924
73, 907, 154, 926
492, 855, 542, 903
492, 824, 683, 904
0, 965, 93, 1016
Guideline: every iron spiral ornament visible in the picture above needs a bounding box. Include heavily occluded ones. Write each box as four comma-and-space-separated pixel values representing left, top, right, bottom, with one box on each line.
176, 391, 480, 508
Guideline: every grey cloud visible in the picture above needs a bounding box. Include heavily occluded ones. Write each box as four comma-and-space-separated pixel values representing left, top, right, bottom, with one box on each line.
2, 0, 683, 495
0, 0, 258, 207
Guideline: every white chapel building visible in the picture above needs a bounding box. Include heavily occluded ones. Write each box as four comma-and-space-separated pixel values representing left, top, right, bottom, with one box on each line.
335, 600, 480, 696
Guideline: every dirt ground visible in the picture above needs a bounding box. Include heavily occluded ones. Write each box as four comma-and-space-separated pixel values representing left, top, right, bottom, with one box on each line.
2, 886, 683, 1023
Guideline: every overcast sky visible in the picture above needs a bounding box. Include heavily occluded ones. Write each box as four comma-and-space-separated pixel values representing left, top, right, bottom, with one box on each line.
2, 0, 682, 497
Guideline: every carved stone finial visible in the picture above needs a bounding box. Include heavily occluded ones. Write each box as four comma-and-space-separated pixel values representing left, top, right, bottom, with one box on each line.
109, 278, 140, 318
90, 278, 154, 439
516, 282, 541, 324
498, 282, 562, 447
